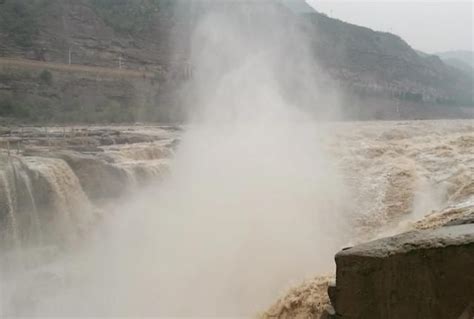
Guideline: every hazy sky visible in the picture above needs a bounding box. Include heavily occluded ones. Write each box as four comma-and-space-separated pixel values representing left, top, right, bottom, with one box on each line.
306, 0, 473, 53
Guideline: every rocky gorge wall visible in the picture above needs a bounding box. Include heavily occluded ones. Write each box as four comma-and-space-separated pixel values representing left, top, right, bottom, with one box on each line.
0, 0, 472, 123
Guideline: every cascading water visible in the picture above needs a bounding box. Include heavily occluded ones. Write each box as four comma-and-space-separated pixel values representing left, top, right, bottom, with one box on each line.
101, 142, 172, 190
0, 167, 21, 256
0, 157, 43, 274
0, 134, 175, 247
23, 157, 95, 243
0, 155, 96, 276
19, 170, 43, 246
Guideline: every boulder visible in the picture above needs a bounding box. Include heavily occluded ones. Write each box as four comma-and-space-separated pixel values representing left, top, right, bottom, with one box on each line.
332, 224, 474, 319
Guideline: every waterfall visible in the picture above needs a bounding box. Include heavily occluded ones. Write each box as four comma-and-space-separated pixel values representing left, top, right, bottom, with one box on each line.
121, 165, 139, 189
117, 159, 170, 190
22, 157, 96, 245
0, 137, 172, 279
20, 170, 43, 245
0, 158, 30, 274
102, 142, 172, 189
0, 156, 96, 253
0, 171, 21, 251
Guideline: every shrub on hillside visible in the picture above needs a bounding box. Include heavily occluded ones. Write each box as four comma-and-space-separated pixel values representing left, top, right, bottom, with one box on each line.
39, 70, 53, 85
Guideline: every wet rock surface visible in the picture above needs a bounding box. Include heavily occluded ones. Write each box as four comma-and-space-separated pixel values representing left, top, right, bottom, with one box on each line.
332, 224, 474, 319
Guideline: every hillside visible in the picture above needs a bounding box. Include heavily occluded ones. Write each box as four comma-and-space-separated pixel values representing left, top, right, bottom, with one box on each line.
437, 51, 474, 68
303, 13, 473, 106
0, 0, 472, 122
435, 50, 474, 76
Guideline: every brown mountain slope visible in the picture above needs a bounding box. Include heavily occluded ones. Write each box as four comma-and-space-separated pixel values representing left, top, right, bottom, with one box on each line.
0, 0, 472, 122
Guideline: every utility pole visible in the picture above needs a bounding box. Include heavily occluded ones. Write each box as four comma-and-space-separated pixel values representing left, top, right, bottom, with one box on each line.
119, 55, 123, 69
68, 47, 72, 65
396, 101, 401, 119
244, 5, 250, 26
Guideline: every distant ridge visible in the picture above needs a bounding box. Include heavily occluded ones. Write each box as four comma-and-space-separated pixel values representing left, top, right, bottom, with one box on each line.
435, 51, 474, 75
436, 51, 474, 68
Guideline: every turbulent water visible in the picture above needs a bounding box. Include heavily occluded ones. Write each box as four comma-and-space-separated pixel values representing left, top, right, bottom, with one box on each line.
0, 120, 473, 317
332, 119, 473, 240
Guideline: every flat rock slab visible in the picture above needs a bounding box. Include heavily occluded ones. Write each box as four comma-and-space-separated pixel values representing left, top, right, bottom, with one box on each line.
333, 224, 474, 319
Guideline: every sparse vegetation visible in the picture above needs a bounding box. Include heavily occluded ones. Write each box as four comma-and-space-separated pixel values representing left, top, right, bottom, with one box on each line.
0, 68, 33, 82
89, 0, 173, 34
0, 92, 62, 122
0, 0, 50, 48
0, 92, 137, 123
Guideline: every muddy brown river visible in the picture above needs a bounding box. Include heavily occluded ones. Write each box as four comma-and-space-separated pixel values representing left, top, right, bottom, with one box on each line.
0, 120, 472, 317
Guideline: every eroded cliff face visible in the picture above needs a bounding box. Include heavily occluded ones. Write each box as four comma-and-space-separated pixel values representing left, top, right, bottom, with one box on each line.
0, 0, 188, 123
303, 13, 473, 106
0, 0, 472, 122
0, 0, 177, 71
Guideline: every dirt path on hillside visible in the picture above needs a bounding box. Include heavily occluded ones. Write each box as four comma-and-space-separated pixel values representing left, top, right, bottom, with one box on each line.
0, 57, 155, 79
